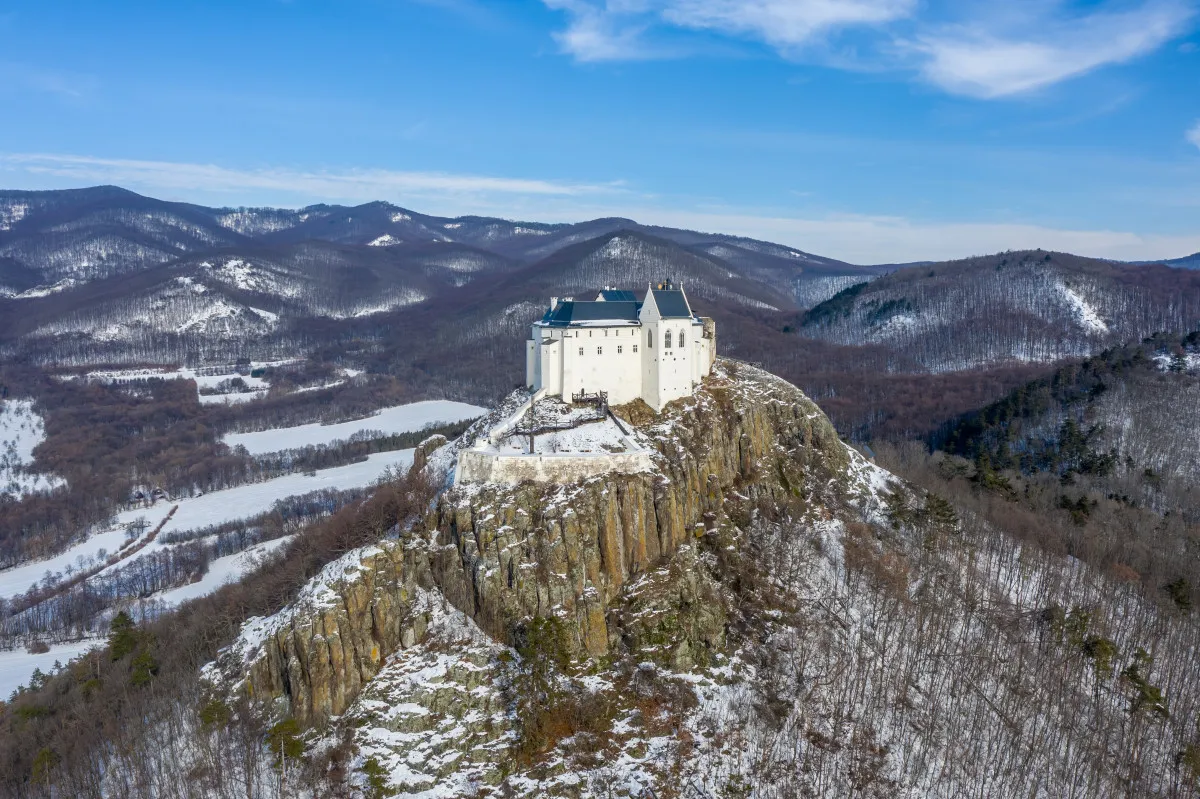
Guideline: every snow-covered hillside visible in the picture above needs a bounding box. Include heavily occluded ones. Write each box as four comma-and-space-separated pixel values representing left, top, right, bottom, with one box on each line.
0, 400, 65, 499
28, 277, 281, 346
802, 254, 1200, 372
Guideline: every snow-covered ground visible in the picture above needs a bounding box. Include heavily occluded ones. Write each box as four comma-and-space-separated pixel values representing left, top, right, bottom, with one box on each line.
151, 536, 295, 607
68, 362, 299, 404
1153, 351, 1200, 372
222, 400, 485, 455
489, 417, 633, 455
1054, 281, 1109, 334
0, 399, 66, 499
0, 538, 295, 700
0, 449, 415, 601
0, 639, 100, 700
0, 525, 134, 602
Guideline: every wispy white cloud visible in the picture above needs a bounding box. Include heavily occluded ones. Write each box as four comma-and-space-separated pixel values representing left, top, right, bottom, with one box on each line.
912, 2, 1196, 98
542, 0, 1198, 97
1188, 120, 1200, 150
542, 0, 662, 61
659, 0, 913, 51
0, 153, 617, 202
544, 0, 912, 61
0, 62, 98, 99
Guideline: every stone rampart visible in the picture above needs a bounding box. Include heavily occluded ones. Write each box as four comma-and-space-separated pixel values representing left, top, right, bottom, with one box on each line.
455, 448, 653, 485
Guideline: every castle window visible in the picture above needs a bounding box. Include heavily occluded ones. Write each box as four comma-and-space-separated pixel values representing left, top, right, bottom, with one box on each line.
578, 347, 584, 356
617, 345, 623, 354
647, 330, 653, 348
665, 330, 673, 348
633, 344, 638, 353
597, 346, 603, 355
679, 330, 685, 347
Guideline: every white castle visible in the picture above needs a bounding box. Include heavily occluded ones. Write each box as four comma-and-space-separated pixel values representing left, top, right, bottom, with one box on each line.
525, 282, 716, 411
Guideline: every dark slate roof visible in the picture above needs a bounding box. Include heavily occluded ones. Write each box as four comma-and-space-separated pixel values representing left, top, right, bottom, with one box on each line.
597, 289, 637, 302
651, 288, 692, 319
540, 300, 641, 326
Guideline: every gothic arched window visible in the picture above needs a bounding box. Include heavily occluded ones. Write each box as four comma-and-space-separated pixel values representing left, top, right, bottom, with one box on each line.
665, 330, 673, 348
647, 329, 653, 348
679, 329, 686, 347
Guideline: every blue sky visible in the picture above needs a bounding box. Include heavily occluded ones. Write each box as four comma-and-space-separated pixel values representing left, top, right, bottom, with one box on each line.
1, 0, 1198, 263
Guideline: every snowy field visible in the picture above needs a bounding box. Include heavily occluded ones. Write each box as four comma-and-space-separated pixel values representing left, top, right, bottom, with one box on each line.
0, 639, 100, 699
151, 536, 295, 607
222, 400, 484, 455
0, 449, 415, 601
0, 399, 66, 499
67, 361, 300, 404
0, 537, 296, 700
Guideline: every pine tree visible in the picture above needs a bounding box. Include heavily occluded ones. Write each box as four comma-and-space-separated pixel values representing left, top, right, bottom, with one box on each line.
108, 611, 137, 660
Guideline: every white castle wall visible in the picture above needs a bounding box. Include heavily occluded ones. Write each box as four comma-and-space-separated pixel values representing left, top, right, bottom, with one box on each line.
525, 288, 716, 413
531, 325, 644, 406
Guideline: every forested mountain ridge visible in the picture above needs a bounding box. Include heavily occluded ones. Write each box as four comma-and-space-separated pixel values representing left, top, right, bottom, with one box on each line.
801, 250, 1200, 372
937, 330, 1200, 520
1135, 252, 1200, 270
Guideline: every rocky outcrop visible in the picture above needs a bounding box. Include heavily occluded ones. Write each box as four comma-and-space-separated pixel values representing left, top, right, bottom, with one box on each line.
204, 543, 436, 723
431, 361, 853, 659
208, 361, 860, 723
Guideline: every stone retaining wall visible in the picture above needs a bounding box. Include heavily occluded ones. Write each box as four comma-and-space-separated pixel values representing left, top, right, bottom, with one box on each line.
455, 448, 653, 485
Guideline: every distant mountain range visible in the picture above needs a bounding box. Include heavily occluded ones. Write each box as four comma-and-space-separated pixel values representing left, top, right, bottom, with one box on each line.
3, 186, 1199, 439
1131, 252, 1200, 270
0, 186, 883, 363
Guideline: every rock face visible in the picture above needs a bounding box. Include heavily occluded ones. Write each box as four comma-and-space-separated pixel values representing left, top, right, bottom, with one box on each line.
209, 361, 858, 724
431, 361, 852, 659
208, 543, 435, 724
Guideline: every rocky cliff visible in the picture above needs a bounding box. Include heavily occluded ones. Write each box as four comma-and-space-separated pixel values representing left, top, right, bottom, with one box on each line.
430, 361, 855, 662
204, 359, 872, 725
197, 359, 1200, 798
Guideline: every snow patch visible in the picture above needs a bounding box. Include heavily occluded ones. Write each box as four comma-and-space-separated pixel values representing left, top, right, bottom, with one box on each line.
150, 536, 294, 607
0, 399, 67, 500
8, 279, 78, 299
0, 202, 29, 231
322, 291, 428, 319
215, 209, 298, 236
1053, 281, 1109, 334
